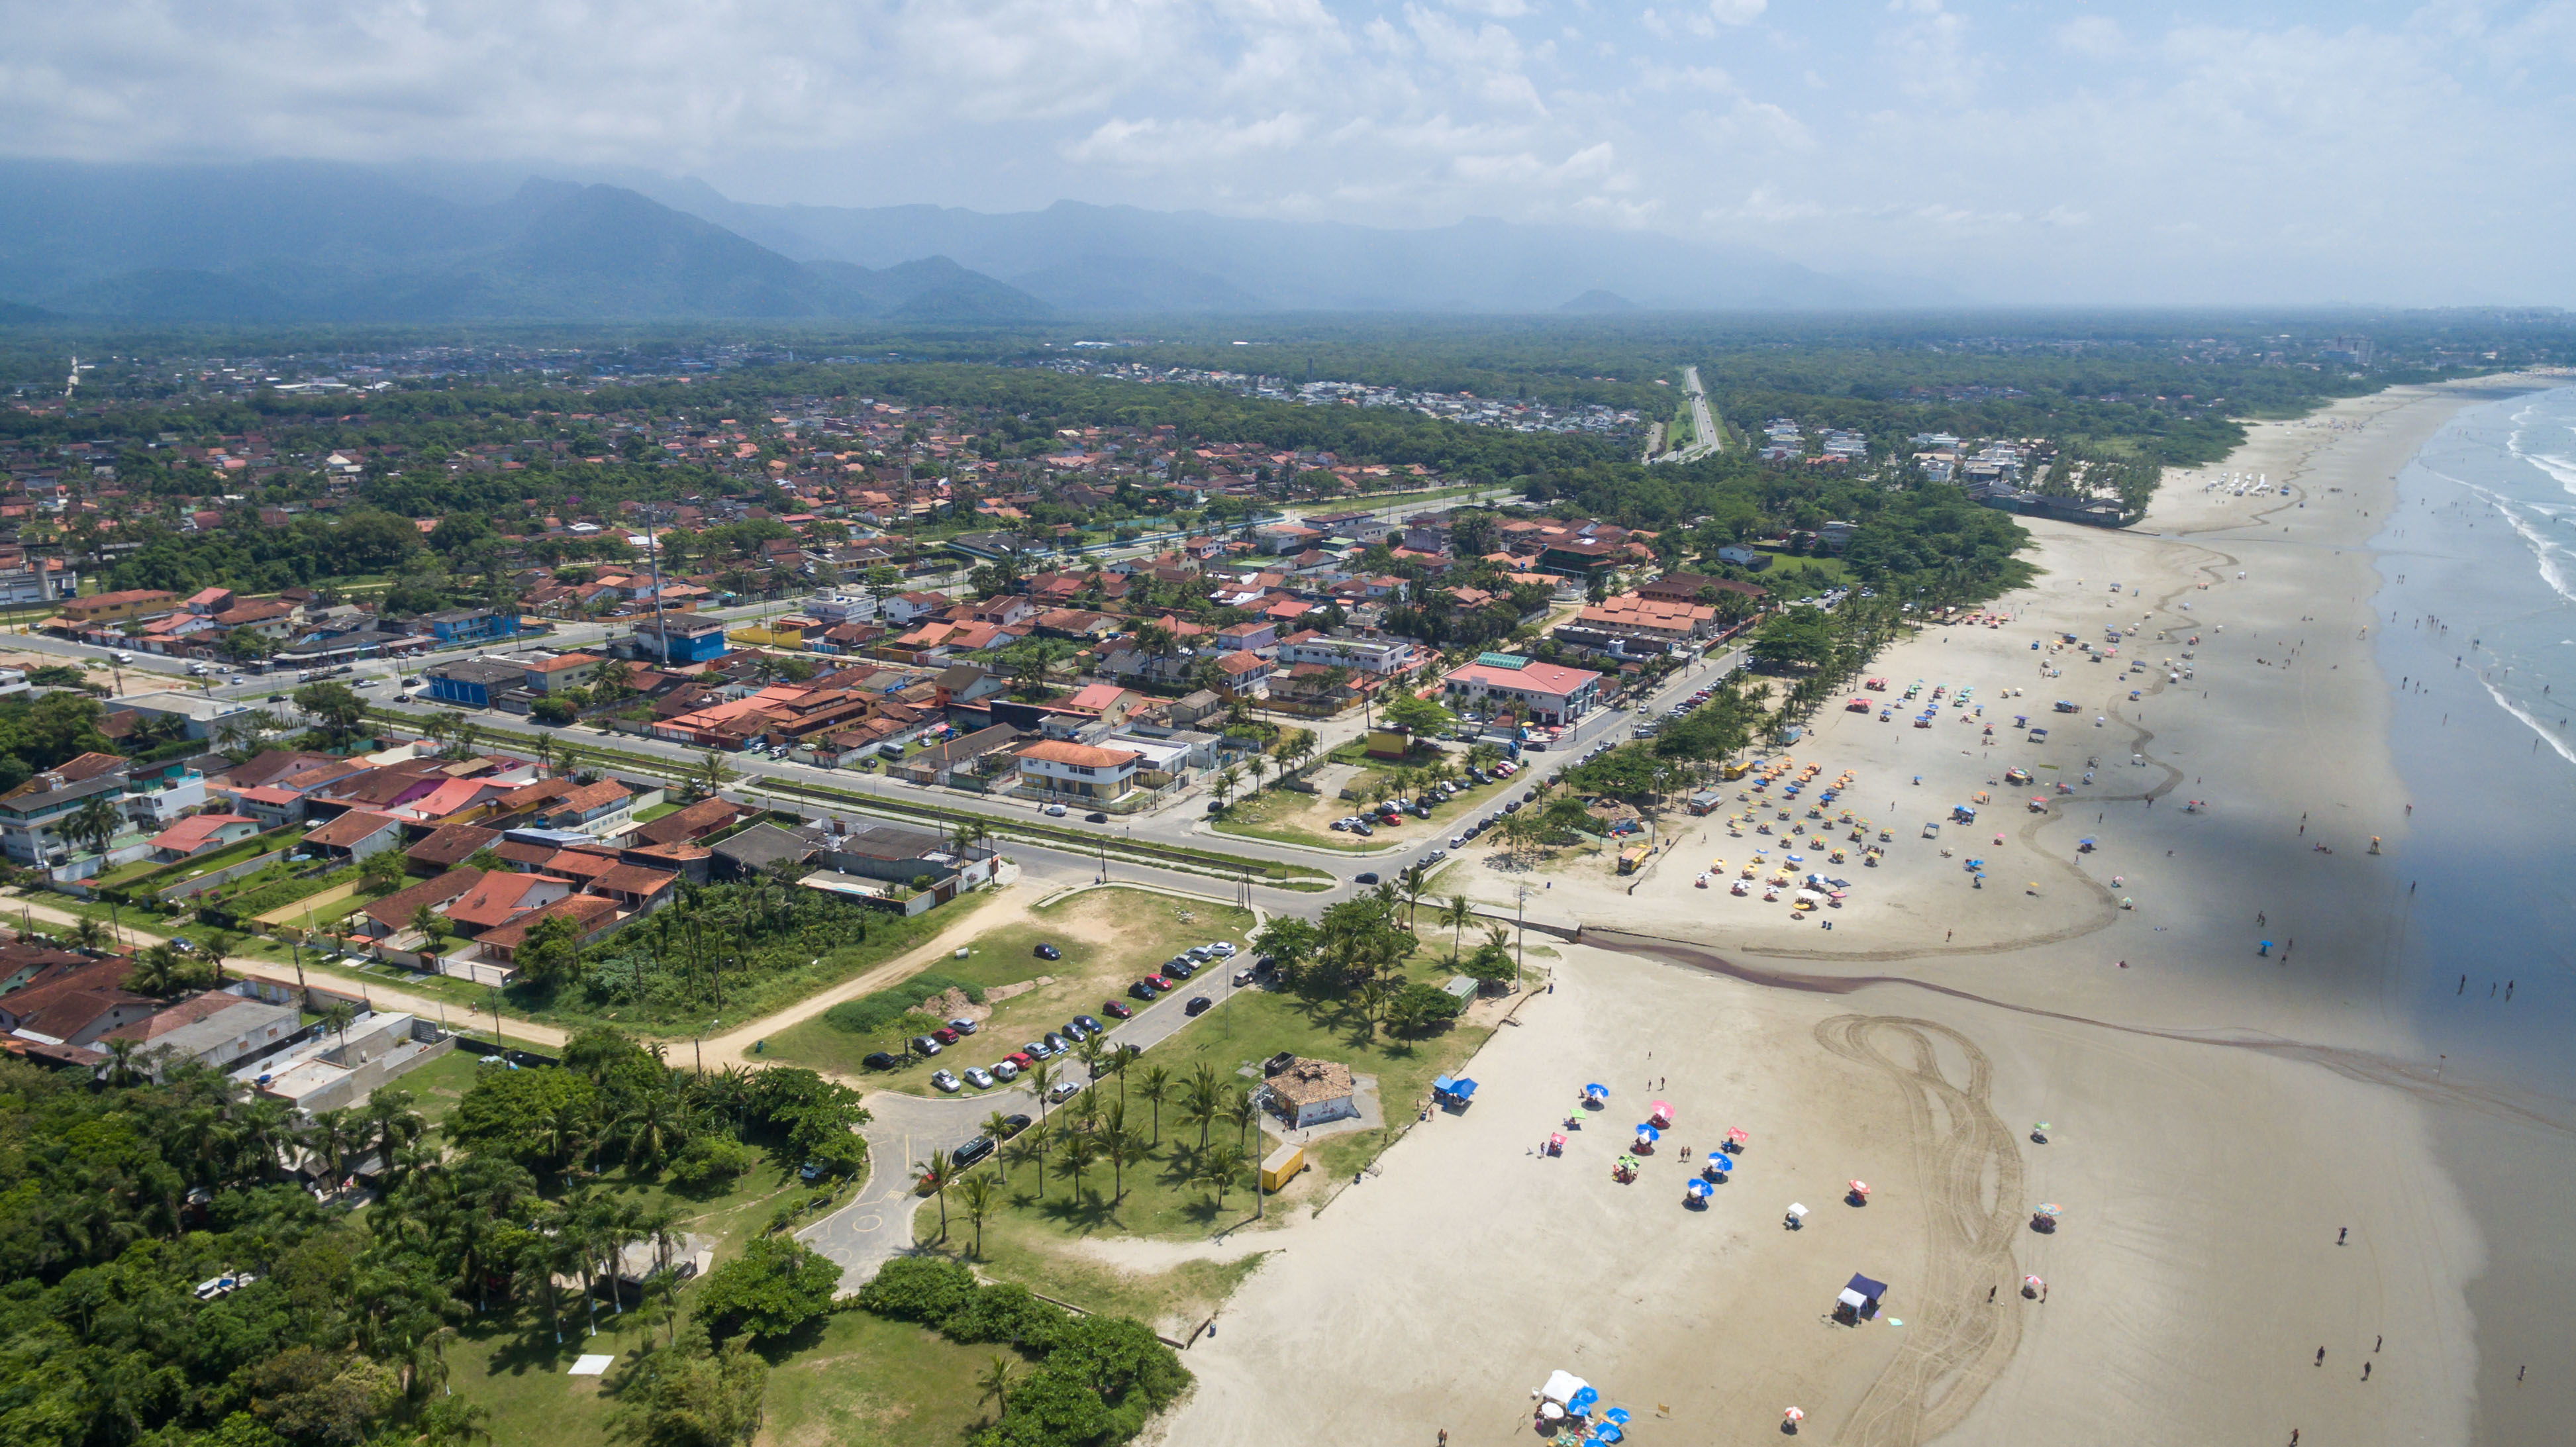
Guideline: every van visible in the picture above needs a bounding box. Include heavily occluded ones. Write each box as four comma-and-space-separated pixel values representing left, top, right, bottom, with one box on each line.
111, 650, 132, 664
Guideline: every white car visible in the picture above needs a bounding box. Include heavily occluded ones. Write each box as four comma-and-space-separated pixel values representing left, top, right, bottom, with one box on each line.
1044, 803, 1068, 817
1209, 941, 1237, 957
991, 1060, 1020, 1081
962, 1067, 997, 1090
930, 1070, 962, 1093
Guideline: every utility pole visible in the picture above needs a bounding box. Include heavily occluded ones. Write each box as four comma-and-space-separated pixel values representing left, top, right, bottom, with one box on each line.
1514, 882, 1531, 989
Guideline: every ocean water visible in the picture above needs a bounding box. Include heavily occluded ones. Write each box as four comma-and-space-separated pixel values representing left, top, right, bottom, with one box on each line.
2371, 382, 2576, 1086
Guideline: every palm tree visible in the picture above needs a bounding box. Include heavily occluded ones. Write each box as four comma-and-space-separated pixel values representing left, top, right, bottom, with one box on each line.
981, 1111, 1017, 1183
1022, 1058, 1058, 1126
914, 1158, 949, 1240
1097, 1105, 1138, 1203
1399, 866, 1428, 934
321, 999, 359, 1050
70, 915, 107, 952
310, 1107, 361, 1185
1005, 1123, 1050, 1201
975, 1353, 1018, 1422
1136, 1066, 1172, 1146
1199, 1143, 1246, 1210
67, 793, 122, 861
128, 942, 187, 996
1183, 1064, 1222, 1154
1440, 894, 1476, 964
1228, 1087, 1261, 1158
956, 1173, 999, 1258
101, 1036, 148, 1087
618, 1083, 695, 1173
1055, 1130, 1097, 1201
366, 1087, 426, 1165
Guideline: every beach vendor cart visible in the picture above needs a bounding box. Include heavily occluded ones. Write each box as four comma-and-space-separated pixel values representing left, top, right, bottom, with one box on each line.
1431, 1075, 1479, 1111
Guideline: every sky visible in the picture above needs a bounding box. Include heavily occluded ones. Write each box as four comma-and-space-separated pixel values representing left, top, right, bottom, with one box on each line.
3, 0, 2571, 305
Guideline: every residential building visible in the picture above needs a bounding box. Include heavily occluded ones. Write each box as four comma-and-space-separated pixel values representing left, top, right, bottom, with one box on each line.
144, 814, 262, 862
1440, 655, 1604, 726
1013, 739, 1143, 801
424, 660, 526, 709
0, 753, 132, 870
303, 809, 405, 862
101, 990, 306, 1082
0, 556, 77, 607
628, 615, 731, 665
415, 607, 520, 645
56, 589, 178, 626
1277, 632, 1414, 674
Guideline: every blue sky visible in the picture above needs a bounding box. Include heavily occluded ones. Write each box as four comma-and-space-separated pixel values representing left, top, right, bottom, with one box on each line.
4, 1, 2571, 303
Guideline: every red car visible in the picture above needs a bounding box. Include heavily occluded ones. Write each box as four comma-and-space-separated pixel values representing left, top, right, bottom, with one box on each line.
1005, 1051, 1034, 1070
1101, 999, 1134, 1020
1144, 974, 1173, 992
932, 1026, 961, 1045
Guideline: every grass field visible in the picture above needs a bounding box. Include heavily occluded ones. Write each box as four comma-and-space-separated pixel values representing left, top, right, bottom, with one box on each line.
760, 888, 1254, 1093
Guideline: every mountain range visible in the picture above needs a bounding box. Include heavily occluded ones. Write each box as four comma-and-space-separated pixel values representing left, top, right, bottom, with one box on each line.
0, 158, 1956, 324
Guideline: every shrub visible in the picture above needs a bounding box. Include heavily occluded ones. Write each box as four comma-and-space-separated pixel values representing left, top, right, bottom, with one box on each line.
667, 1134, 758, 1192
691, 1236, 840, 1340
942, 1282, 1065, 1349
856, 1257, 978, 1324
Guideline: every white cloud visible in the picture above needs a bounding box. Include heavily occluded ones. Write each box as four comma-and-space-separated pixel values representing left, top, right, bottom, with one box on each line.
1709, 0, 1767, 25
2054, 16, 2126, 58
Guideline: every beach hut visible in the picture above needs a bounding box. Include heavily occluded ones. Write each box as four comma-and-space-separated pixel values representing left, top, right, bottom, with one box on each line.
1431, 1075, 1479, 1110
1835, 1273, 1889, 1324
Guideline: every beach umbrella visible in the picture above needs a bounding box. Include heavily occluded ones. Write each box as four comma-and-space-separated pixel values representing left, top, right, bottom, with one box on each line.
1727, 1127, 1750, 1145
1634, 1123, 1661, 1140
2023, 1274, 2045, 1293
1567, 1386, 1598, 1414
1591, 1423, 1624, 1444
1848, 1179, 1870, 1198
1706, 1154, 1732, 1172
2036, 1203, 2061, 1217
1785, 1202, 1808, 1219
2078, 838, 2096, 848
1605, 1409, 1632, 1426
1585, 1083, 1610, 1099
1687, 1179, 1710, 1199
1783, 1407, 1805, 1424
1549, 1133, 1567, 1148
1650, 1099, 1673, 1120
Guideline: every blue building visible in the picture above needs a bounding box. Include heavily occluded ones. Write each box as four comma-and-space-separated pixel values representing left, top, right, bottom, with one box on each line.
631, 615, 730, 665
424, 660, 525, 709
419, 608, 522, 646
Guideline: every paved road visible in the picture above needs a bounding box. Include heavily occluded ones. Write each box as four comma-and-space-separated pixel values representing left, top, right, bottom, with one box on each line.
1649, 365, 1722, 466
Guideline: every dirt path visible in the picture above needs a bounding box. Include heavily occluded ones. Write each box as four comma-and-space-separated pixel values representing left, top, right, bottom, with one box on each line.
696, 887, 1039, 1064
1815, 1014, 2026, 1446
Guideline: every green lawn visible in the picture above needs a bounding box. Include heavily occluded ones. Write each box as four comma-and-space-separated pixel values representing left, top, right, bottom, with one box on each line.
754, 1309, 1000, 1447
632, 801, 681, 824
760, 887, 1254, 1089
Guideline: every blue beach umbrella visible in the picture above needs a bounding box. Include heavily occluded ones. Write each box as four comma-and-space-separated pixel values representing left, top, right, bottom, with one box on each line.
1687, 1179, 1711, 1199
1567, 1386, 1599, 1415
1591, 1421, 1624, 1444
1706, 1153, 1732, 1172
1606, 1409, 1632, 1426
1585, 1083, 1610, 1099
1635, 1123, 1661, 1141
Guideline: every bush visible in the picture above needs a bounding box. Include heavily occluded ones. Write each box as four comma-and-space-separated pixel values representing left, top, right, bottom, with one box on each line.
942, 1282, 1065, 1349
818, 973, 986, 1036
856, 1257, 978, 1324
667, 1134, 759, 1192
691, 1236, 840, 1340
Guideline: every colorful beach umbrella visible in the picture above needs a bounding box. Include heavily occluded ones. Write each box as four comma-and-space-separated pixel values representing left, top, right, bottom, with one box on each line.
1726, 1127, 1750, 1144
1605, 1409, 1632, 1427
1585, 1083, 1610, 1098
1634, 1123, 1661, 1141
1705, 1154, 1732, 1172
1783, 1407, 1805, 1424
1549, 1133, 1567, 1148
1687, 1179, 1710, 1199
1848, 1179, 1870, 1197
2036, 1203, 2061, 1217
1649, 1099, 1673, 1119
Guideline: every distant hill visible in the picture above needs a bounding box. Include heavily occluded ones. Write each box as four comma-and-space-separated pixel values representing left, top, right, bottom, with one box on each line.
0, 299, 62, 324
0, 158, 1963, 320
0, 161, 1038, 324
1560, 289, 1639, 313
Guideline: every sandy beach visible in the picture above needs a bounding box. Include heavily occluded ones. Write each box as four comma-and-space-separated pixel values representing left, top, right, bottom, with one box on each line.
1150, 379, 2571, 1447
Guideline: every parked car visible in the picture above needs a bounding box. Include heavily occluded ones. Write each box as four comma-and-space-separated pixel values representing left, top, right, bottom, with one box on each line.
932, 1026, 960, 1046
1022, 1039, 1053, 1059
991, 1060, 1020, 1081
1059, 1021, 1087, 1043
948, 1018, 978, 1035
1185, 995, 1213, 1017
1128, 980, 1158, 1001
862, 1051, 899, 1071
999, 1113, 1032, 1138
951, 1136, 995, 1169
962, 1067, 996, 1090
1143, 974, 1172, 992
930, 1070, 961, 1093
1504, 801, 1522, 813
1164, 959, 1195, 979
909, 1035, 942, 1057
1005, 1052, 1034, 1070
1085, 811, 1109, 823
1042, 1032, 1067, 1053
1033, 942, 1061, 960
1044, 803, 1067, 817
1046, 1081, 1081, 1104
1073, 1014, 1103, 1033
1186, 944, 1214, 961
1102, 999, 1134, 1019
1231, 969, 1255, 987
1209, 941, 1236, 957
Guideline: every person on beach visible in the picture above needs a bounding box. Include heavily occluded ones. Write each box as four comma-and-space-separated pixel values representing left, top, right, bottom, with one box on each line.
2339, 1226, 2348, 1245
2318, 1348, 2327, 1366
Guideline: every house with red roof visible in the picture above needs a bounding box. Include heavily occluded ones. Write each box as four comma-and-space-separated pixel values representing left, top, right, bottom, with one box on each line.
145, 813, 263, 862
303, 809, 404, 862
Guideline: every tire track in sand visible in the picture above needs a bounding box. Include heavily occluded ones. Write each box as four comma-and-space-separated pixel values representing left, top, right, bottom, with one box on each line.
1814, 1015, 2025, 1447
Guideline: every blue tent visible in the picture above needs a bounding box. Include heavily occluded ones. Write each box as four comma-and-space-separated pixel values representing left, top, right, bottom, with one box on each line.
1432, 1074, 1455, 1095
1448, 1078, 1478, 1101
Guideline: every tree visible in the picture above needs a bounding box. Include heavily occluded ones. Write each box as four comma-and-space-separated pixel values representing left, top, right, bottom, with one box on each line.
687, 752, 736, 803
1181, 1063, 1222, 1153
1439, 894, 1476, 963
409, 903, 450, 953
1377, 691, 1455, 738
1199, 1143, 1246, 1210
915, 1158, 950, 1239
292, 681, 368, 748
607, 1329, 768, 1447
975, 1352, 1018, 1424
691, 1236, 839, 1340
1055, 1128, 1098, 1201
359, 847, 408, 895
956, 1173, 999, 1258
66, 792, 122, 859
1120, 1065, 1165, 1148
515, 913, 589, 987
